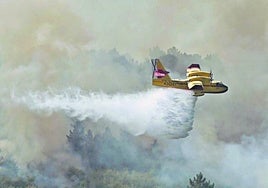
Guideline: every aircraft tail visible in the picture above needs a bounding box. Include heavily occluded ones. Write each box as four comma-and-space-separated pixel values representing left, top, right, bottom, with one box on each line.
151, 59, 171, 80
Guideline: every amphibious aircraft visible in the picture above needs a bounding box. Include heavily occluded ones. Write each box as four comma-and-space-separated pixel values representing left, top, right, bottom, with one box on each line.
151, 59, 228, 96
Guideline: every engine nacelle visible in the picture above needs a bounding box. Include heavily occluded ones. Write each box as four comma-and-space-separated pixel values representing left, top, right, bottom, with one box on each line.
188, 80, 203, 90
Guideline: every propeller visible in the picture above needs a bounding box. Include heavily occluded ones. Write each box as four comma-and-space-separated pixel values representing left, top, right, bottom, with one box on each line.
210, 69, 213, 81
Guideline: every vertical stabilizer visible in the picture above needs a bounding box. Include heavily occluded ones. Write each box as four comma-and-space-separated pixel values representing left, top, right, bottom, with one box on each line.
151, 59, 171, 80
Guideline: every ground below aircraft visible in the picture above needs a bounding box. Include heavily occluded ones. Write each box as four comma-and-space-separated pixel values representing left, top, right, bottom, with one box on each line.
151, 59, 228, 96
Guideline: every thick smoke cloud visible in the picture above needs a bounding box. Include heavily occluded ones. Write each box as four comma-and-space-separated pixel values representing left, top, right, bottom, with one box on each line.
0, 0, 267, 187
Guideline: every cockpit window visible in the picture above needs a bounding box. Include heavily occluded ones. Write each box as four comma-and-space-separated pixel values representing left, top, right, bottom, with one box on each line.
216, 82, 223, 87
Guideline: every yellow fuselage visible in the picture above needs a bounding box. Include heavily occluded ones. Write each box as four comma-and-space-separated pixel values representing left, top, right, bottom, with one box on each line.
152, 78, 228, 94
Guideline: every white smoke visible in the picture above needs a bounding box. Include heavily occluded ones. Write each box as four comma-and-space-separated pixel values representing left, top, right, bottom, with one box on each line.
13, 88, 197, 139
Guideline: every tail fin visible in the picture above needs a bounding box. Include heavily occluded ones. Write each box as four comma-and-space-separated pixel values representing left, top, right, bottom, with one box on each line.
151, 59, 171, 80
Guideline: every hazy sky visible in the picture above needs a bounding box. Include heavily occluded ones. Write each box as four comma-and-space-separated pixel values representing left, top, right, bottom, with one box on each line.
67, 0, 268, 59
0, 0, 267, 187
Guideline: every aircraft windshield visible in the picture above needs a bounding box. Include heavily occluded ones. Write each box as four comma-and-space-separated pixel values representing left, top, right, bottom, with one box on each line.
216, 82, 223, 87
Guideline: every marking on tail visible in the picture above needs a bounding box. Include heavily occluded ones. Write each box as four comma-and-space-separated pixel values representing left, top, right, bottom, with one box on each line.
151, 59, 171, 80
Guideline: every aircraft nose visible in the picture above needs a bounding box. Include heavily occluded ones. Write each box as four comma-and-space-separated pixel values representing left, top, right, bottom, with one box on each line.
223, 85, 228, 92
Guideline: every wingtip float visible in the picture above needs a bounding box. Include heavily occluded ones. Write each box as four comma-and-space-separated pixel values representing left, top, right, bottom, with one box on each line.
151, 59, 228, 97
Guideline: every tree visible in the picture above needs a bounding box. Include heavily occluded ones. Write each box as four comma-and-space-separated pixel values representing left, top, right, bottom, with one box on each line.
187, 172, 215, 188
67, 121, 86, 153
67, 121, 97, 169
